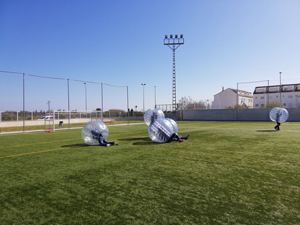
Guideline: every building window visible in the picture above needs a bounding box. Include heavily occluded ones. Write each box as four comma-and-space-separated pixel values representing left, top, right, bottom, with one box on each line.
282, 85, 294, 92
261, 97, 264, 99
283, 103, 286, 106
289, 95, 293, 98
255, 87, 266, 93
256, 104, 259, 107
269, 87, 279, 92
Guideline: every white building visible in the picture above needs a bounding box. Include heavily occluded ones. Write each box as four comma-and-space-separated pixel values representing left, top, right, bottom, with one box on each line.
253, 83, 300, 108
212, 87, 253, 109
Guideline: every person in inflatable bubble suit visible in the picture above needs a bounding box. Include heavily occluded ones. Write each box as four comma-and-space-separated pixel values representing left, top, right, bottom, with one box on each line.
164, 118, 189, 142
148, 118, 190, 143
168, 133, 190, 143
270, 107, 288, 131
274, 109, 283, 130
144, 108, 165, 126
91, 128, 118, 147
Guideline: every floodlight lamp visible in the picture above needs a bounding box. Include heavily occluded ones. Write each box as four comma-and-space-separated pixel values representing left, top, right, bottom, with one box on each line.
170, 34, 173, 38
175, 35, 178, 38
165, 35, 168, 38
180, 34, 183, 38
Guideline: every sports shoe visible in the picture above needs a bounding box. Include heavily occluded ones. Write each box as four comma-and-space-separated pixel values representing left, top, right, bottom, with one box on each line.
186, 135, 190, 140
106, 144, 110, 147
179, 139, 185, 143
114, 142, 118, 145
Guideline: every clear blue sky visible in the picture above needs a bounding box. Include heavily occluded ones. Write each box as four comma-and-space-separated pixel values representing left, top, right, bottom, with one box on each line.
1, 0, 300, 112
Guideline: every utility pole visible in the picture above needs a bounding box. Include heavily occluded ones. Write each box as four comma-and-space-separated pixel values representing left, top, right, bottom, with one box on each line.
279, 72, 282, 107
141, 84, 146, 112
84, 83, 87, 111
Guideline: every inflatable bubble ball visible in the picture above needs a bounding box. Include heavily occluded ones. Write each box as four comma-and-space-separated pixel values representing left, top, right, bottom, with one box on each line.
148, 118, 175, 143
144, 108, 165, 126
269, 107, 289, 123
81, 121, 109, 146
165, 118, 178, 134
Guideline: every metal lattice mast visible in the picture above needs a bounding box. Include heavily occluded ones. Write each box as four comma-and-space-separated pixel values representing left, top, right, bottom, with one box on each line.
172, 46, 176, 109
164, 34, 184, 111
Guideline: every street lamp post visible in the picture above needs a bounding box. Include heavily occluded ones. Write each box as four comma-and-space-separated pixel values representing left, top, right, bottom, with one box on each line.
141, 84, 146, 112
154, 86, 156, 109
164, 34, 184, 111
84, 83, 87, 111
47, 101, 50, 114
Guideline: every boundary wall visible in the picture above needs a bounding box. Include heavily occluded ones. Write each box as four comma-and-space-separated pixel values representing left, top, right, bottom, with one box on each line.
181, 108, 300, 122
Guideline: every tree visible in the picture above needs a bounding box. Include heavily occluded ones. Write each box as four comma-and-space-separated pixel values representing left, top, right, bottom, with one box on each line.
265, 101, 281, 108
96, 108, 101, 111
108, 109, 125, 117
178, 96, 207, 110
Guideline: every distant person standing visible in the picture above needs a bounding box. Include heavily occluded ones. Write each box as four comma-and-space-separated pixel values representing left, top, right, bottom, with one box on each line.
274, 110, 282, 130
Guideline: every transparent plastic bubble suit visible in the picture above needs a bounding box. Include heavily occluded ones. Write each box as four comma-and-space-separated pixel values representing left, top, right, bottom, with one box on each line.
269, 107, 289, 123
148, 118, 175, 143
144, 108, 165, 126
165, 118, 178, 134
81, 121, 109, 145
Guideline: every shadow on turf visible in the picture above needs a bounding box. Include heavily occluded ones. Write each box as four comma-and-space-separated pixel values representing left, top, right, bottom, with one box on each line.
257, 130, 279, 132
132, 142, 158, 145
118, 137, 158, 145
61, 144, 90, 148
118, 137, 150, 141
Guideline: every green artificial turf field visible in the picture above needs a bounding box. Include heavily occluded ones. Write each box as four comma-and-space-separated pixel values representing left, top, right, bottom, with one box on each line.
1, 121, 300, 224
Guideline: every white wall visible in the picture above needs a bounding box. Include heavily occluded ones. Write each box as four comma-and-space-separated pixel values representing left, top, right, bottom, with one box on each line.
253, 93, 300, 108
212, 89, 236, 109
181, 108, 300, 122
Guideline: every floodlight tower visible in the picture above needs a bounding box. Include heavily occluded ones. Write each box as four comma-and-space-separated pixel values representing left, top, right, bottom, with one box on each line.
164, 34, 184, 111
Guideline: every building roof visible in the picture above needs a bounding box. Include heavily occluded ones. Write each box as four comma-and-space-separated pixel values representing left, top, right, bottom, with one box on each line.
254, 83, 300, 94
229, 88, 253, 97
214, 88, 253, 98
